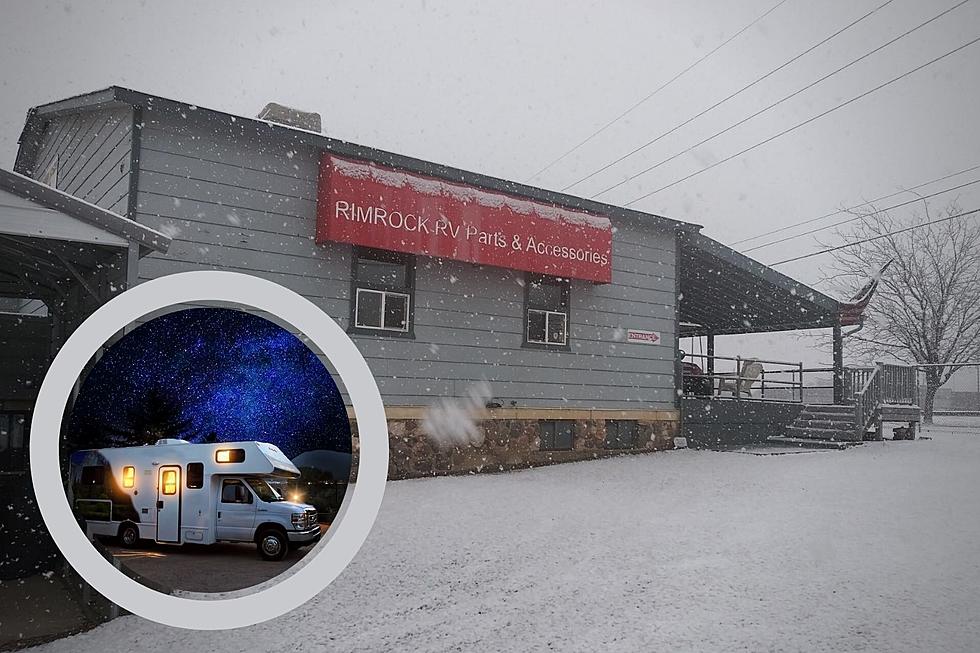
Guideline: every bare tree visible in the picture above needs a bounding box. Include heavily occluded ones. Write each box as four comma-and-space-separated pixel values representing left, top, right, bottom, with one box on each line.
826, 201, 980, 422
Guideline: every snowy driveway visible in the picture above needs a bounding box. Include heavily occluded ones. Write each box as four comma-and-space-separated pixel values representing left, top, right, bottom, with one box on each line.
32, 426, 980, 652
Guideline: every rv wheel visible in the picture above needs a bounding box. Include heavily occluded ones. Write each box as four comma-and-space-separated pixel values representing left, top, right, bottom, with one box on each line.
257, 528, 288, 561
119, 523, 140, 548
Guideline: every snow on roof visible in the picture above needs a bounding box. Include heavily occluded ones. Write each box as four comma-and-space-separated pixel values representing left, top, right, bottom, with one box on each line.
0, 167, 172, 253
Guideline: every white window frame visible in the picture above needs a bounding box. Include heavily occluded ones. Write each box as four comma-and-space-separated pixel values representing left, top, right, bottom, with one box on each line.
526, 308, 568, 346
354, 287, 411, 333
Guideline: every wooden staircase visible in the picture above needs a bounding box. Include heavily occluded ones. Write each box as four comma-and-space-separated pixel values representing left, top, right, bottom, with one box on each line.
768, 363, 921, 449
768, 404, 862, 449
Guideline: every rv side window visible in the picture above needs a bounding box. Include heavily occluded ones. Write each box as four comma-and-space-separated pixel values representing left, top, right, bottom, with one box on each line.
215, 448, 246, 464
186, 462, 204, 489
221, 479, 252, 504
80, 465, 105, 486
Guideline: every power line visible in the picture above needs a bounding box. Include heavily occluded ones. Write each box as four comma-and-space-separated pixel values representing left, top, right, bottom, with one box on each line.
599, 3, 972, 200
744, 176, 980, 252
522, 0, 790, 184
731, 162, 980, 246
768, 207, 980, 266
559, 0, 898, 193
591, 0, 969, 199
622, 34, 980, 207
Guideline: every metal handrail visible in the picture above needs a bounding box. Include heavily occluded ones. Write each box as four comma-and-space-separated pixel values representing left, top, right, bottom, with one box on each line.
682, 353, 829, 403
683, 352, 804, 367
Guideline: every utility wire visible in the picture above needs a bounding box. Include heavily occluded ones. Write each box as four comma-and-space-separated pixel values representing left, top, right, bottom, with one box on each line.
622, 34, 980, 207
731, 162, 980, 245
745, 176, 980, 252
560, 0, 898, 193
592, 0, 969, 199
522, 0, 790, 183
768, 207, 980, 266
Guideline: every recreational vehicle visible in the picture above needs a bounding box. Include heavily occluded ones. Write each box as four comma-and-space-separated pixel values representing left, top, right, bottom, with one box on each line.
68, 439, 321, 561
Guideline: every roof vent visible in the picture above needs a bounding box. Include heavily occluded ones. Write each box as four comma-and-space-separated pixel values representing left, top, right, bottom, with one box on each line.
257, 102, 321, 133
155, 438, 190, 445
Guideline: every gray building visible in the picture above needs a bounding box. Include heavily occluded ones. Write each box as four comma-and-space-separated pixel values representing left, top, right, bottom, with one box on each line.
6, 86, 843, 477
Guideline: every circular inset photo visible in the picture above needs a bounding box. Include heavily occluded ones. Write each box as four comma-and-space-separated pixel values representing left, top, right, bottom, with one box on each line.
61, 306, 352, 595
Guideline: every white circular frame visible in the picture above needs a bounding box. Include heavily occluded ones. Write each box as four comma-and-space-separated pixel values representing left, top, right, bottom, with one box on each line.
30, 271, 389, 630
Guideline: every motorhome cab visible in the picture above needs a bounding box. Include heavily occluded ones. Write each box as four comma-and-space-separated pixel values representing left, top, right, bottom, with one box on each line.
68, 439, 321, 561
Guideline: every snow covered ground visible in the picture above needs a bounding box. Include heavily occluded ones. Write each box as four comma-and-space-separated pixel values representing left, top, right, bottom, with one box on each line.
30, 424, 980, 652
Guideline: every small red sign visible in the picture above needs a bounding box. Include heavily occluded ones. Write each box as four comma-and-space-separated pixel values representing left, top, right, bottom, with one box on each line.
627, 329, 661, 344
316, 155, 613, 282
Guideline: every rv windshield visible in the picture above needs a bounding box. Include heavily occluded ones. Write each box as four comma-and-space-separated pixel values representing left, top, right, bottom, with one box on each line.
245, 477, 284, 502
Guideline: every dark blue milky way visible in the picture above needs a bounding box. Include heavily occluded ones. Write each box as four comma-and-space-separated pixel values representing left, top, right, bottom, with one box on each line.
68, 308, 351, 457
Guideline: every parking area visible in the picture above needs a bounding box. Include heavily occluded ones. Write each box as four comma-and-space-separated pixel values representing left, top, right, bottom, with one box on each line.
105, 525, 327, 594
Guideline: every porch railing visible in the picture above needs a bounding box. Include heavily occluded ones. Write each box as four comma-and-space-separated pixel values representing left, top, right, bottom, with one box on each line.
682, 353, 834, 403
853, 362, 918, 438
843, 366, 874, 402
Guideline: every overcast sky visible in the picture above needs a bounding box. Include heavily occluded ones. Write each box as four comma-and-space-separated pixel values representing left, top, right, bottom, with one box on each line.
3, 1, 979, 383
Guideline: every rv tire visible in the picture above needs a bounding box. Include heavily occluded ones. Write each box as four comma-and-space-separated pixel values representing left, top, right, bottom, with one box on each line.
256, 527, 288, 561
119, 522, 141, 548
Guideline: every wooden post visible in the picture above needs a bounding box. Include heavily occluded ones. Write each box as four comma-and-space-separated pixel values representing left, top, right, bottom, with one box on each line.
798, 361, 804, 403
706, 333, 715, 394
833, 320, 844, 405
735, 355, 742, 401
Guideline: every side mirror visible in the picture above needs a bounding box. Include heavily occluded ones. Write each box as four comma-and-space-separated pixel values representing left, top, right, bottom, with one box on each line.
678, 349, 687, 360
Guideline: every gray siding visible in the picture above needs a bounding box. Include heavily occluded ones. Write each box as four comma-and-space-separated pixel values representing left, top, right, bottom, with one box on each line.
682, 397, 804, 447
127, 110, 678, 409
28, 107, 133, 216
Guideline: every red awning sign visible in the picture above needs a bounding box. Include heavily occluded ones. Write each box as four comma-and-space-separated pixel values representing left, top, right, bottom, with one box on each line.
316, 155, 613, 283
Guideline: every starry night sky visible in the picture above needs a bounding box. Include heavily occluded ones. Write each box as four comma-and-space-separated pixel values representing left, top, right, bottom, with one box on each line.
67, 308, 351, 457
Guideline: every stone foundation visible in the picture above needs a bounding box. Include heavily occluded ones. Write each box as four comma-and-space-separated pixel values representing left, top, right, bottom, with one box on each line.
348, 408, 679, 481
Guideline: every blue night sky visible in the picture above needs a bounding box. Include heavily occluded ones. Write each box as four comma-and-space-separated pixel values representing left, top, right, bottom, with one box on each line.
67, 308, 350, 457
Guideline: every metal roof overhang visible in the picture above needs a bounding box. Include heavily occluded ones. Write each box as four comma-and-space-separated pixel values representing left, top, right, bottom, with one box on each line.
678, 231, 840, 337
0, 168, 170, 302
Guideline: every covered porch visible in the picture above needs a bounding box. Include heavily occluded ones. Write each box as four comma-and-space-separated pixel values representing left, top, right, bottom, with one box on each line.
673, 231, 917, 447
0, 168, 170, 590
676, 230, 845, 401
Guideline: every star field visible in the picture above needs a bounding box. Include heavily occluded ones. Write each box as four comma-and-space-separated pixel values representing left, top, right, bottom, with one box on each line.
67, 308, 351, 457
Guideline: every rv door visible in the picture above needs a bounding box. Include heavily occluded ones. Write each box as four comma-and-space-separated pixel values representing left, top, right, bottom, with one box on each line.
156, 466, 181, 543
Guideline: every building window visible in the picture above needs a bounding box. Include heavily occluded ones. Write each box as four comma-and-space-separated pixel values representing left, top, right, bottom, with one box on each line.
122, 466, 136, 488
186, 462, 204, 489
351, 247, 414, 335
525, 273, 569, 347
605, 420, 638, 450
540, 420, 575, 451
